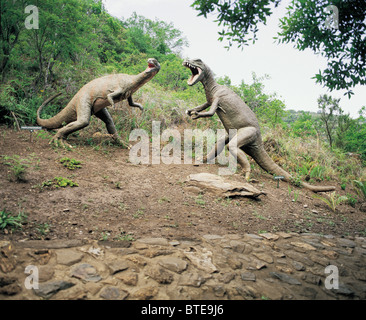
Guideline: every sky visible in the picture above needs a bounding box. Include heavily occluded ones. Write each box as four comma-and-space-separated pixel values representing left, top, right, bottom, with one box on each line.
102, 0, 365, 118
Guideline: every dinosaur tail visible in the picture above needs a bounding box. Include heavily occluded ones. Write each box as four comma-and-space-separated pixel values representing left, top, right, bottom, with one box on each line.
36, 93, 64, 129
248, 145, 336, 193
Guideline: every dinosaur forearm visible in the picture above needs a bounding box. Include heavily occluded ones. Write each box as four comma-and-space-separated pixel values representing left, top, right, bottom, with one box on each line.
186, 102, 210, 115
128, 96, 143, 111
192, 99, 219, 119
107, 88, 123, 107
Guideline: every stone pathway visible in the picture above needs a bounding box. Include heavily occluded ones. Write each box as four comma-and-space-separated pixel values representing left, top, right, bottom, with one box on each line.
1, 232, 366, 300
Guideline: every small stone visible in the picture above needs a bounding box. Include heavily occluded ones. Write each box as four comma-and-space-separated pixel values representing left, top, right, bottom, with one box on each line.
229, 240, 246, 253
247, 259, 266, 270
70, 263, 102, 282
115, 272, 138, 286
34, 281, 75, 299
246, 234, 263, 240
178, 273, 208, 287
277, 265, 294, 274
100, 286, 128, 300
241, 272, 256, 282
277, 232, 292, 239
321, 250, 339, 260
56, 249, 84, 266
158, 257, 188, 274
330, 284, 354, 297
126, 255, 147, 267
133, 286, 158, 300
292, 261, 306, 271
108, 261, 129, 275
136, 237, 169, 246
145, 266, 174, 284
143, 248, 172, 258
310, 254, 330, 267
235, 285, 258, 299
270, 272, 302, 285
253, 252, 274, 264
260, 233, 279, 241
321, 239, 337, 247
213, 285, 226, 297
218, 272, 236, 284
203, 234, 223, 241
38, 266, 55, 282
337, 238, 356, 248
0, 276, 21, 296
302, 274, 322, 285
184, 247, 217, 273
0, 243, 16, 273
227, 257, 242, 270
290, 242, 317, 252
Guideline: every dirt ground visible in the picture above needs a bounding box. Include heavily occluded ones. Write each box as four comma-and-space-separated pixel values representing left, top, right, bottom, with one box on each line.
1, 125, 366, 243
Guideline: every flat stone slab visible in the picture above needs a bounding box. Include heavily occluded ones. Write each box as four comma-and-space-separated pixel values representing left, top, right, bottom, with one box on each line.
186, 173, 264, 198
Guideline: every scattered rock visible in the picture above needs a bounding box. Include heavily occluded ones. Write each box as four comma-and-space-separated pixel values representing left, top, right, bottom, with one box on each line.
253, 252, 274, 264
108, 260, 129, 275
56, 249, 84, 266
260, 233, 280, 241
34, 281, 75, 299
132, 286, 159, 300
337, 238, 356, 248
0, 242, 16, 273
70, 263, 102, 282
145, 266, 174, 284
270, 272, 302, 285
136, 238, 169, 246
100, 286, 128, 300
0, 276, 21, 296
158, 257, 188, 274
115, 272, 138, 286
178, 272, 208, 287
184, 247, 217, 273
240, 272, 256, 282
186, 172, 264, 198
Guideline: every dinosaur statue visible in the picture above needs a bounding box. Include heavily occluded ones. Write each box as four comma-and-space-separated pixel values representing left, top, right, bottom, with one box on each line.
37, 58, 160, 148
183, 58, 335, 193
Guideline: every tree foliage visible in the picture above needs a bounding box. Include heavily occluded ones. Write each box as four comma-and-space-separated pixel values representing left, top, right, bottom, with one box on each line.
191, 0, 366, 95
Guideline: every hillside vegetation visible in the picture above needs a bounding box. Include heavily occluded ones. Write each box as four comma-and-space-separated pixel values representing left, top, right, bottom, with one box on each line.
1, 0, 365, 199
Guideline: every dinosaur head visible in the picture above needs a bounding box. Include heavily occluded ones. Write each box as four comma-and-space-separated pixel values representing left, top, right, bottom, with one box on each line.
183, 59, 208, 86
146, 58, 161, 74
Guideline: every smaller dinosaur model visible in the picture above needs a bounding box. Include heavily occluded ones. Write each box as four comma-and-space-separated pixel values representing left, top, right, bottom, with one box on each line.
37, 58, 160, 148
184, 58, 335, 193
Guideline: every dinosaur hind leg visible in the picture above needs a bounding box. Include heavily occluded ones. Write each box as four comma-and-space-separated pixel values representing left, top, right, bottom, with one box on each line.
94, 108, 127, 147
50, 108, 91, 148
227, 127, 257, 181
203, 132, 229, 163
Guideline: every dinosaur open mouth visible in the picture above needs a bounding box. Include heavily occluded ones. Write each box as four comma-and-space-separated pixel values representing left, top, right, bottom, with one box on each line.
183, 61, 202, 85
147, 58, 160, 71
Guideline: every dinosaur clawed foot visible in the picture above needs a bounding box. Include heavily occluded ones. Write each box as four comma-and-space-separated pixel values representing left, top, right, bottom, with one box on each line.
49, 136, 73, 149
240, 170, 251, 182
112, 134, 131, 149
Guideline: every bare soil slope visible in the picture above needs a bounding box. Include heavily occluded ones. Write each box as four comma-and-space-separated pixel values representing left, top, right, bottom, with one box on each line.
1, 126, 365, 242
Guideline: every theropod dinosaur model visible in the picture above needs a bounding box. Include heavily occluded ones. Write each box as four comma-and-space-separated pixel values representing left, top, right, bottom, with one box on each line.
184, 58, 335, 193
37, 58, 160, 148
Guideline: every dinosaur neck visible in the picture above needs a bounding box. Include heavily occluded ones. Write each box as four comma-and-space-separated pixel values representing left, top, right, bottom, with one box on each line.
130, 69, 158, 93
201, 69, 220, 98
